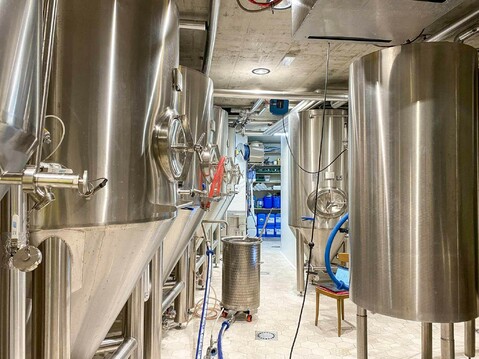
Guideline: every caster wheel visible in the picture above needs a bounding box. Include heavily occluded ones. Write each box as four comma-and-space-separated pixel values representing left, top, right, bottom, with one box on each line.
246, 314, 253, 322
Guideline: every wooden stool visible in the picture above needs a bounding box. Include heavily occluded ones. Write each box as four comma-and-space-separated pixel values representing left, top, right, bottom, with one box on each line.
315, 286, 349, 337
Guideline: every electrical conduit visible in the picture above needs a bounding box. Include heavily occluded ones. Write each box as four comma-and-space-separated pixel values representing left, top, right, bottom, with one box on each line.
324, 213, 349, 290
195, 246, 214, 359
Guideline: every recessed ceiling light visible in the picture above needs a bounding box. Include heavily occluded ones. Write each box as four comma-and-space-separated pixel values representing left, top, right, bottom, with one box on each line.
252, 68, 270, 75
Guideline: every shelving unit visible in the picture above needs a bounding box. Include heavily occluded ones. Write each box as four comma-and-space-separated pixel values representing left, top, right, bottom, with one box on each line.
248, 145, 282, 240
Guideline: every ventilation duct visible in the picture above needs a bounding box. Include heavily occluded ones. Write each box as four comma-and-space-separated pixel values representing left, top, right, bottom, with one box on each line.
292, 0, 468, 45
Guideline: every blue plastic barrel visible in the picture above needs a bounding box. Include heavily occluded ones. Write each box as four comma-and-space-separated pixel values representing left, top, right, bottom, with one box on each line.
263, 195, 273, 208
273, 195, 281, 209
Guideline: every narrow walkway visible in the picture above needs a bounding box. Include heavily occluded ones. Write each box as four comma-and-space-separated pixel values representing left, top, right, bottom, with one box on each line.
162, 242, 472, 358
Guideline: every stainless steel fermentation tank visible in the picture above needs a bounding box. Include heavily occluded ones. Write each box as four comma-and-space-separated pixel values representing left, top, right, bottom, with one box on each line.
162, 66, 214, 284
0, 0, 42, 200
288, 109, 348, 294
30, 1, 186, 358
349, 42, 478, 323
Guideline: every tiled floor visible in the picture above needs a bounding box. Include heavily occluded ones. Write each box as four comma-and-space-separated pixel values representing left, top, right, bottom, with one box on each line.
162, 242, 475, 358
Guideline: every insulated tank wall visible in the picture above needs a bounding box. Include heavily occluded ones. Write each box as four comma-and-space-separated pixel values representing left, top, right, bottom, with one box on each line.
349, 42, 478, 323
177, 66, 213, 206
0, 0, 42, 200
30, 1, 182, 358
288, 109, 348, 269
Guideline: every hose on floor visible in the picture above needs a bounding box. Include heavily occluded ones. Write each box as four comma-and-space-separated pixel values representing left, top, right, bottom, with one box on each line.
217, 320, 231, 359
324, 213, 349, 290
195, 246, 214, 359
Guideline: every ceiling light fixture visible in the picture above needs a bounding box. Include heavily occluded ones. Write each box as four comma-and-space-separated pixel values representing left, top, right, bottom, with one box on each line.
252, 68, 270, 75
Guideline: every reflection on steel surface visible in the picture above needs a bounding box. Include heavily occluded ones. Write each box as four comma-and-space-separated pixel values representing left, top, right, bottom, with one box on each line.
0, 0, 42, 200
349, 42, 478, 323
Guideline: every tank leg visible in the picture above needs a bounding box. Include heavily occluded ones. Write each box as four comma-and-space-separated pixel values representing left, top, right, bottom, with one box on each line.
144, 245, 163, 359
421, 323, 433, 359
357, 307, 368, 359
187, 240, 196, 312
0, 188, 27, 359
125, 279, 145, 359
32, 236, 71, 359
441, 323, 455, 359
465, 320, 475, 358
213, 225, 220, 268
174, 251, 188, 325
198, 239, 206, 288
296, 232, 305, 294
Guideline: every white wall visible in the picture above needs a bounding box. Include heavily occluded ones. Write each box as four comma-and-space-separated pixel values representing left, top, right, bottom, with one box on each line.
280, 135, 297, 268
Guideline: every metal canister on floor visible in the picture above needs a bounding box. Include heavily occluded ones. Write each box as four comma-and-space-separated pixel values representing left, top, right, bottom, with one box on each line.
221, 236, 261, 320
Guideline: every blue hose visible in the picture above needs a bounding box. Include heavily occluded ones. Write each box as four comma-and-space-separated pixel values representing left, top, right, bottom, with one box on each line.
324, 213, 349, 290
195, 247, 214, 359
217, 320, 230, 359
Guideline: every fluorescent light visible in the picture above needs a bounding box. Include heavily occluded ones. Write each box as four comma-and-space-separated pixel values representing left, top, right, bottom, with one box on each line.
280, 55, 296, 67
252, 68, 270, 75
274, 133, 286, 137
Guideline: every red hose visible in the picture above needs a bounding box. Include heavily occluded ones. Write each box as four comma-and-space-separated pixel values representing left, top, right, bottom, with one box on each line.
205, 156, 227, 209
247, 0, 282, 7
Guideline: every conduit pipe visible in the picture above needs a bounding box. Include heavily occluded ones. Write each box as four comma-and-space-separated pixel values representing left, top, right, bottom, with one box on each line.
161, 281, 186, 314
203, 0, 220, 76
214, 88, 348, 102
109, 338, 138, 359
179, 20, 207, 31
426, 9, 479, 42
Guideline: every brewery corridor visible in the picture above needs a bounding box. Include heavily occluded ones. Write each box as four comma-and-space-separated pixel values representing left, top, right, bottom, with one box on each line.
163, 242, 466, 359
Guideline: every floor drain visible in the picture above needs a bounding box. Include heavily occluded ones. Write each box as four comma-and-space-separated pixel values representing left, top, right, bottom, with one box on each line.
255, 331, 278, 341
260, 271, 270, 275
272, 245, 280, 248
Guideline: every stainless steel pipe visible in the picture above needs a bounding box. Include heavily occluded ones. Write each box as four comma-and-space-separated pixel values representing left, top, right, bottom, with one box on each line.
110, 337, 138, 359
125, 279, 145, 359
144, 247, 163, 359
0, 188, 27, 359
465, 320, 475, 358
357, 307, 368, 359
441, 324, 455, 359
296, 230, 305, 294
188, 241, 196, 311
421, 323, 433, 359
174, 254, 189, 325
95, 337, 124, 355
426, 9, 479, 42
32, 236, 71, 359
202, 0, 220, 76
162, 281, 186, 314
214, 88, 348, 101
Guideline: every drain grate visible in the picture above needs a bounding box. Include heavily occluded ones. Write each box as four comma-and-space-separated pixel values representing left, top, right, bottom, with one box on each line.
260, 271, 270, 275
255, 331, 278, 341
272, 245, 280, 248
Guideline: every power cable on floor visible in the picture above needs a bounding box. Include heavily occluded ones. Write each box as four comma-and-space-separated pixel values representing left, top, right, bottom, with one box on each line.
289, 42, 331, 359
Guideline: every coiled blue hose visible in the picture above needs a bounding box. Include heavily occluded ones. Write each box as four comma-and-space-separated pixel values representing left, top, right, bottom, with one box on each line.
217, 320, 230, 359
324, 213, 349, 290
195, 247, 214, 359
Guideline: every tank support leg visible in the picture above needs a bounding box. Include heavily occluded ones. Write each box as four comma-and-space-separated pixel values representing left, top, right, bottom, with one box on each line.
441, 323, 455, 359
357, 307, 368, 359
296, 233, 305, 295
465, 320, 475, 358
421, 323, 433, 359
144, 246, 163, 359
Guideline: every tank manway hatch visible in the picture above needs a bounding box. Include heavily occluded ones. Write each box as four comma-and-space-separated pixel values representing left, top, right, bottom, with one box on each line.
291, 0, 466, 45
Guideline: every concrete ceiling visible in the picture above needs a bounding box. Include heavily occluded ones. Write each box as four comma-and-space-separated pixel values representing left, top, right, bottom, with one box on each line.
177, 0, 479, 132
